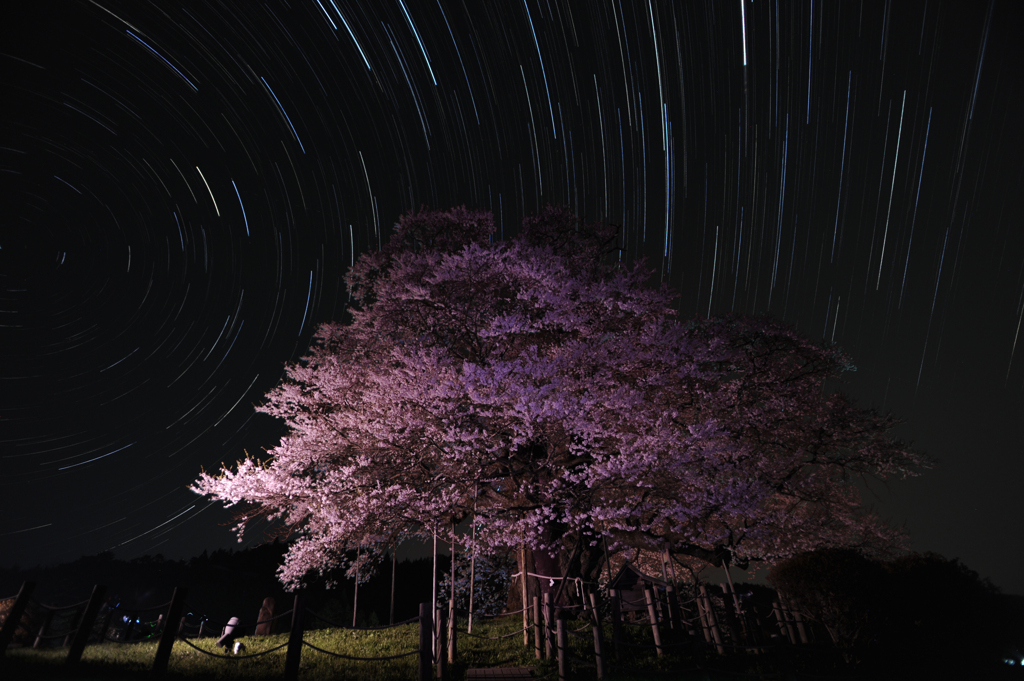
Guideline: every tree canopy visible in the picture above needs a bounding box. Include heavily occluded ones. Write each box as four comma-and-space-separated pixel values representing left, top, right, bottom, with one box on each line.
193, 206, 926, 591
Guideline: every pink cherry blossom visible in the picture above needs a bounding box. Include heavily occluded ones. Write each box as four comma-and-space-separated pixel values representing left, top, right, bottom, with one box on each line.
192, 206, 927, 591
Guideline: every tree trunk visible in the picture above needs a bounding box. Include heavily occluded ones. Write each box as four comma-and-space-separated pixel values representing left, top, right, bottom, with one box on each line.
505, 526, 606, 610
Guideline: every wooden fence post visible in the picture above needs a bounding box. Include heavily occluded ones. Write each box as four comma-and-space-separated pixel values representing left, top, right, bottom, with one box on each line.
644, 588, 663, 657
66, 584, 106, 667
533, 595, 542, 660
543, 592, 553, 659
152, 587, 187, 677
284, 592, 306, 681
418, 602, 432, 681
436, 605, 448, 681
609, 588, 622, 660
588, 592, 605, 679
556, 617, 568, 681
0, 581, 36, 656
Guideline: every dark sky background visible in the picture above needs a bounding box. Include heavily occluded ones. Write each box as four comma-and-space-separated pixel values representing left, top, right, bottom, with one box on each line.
2, 1, 1021, 594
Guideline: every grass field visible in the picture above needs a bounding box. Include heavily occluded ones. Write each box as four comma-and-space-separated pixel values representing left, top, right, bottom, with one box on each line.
0, 614, 876, 680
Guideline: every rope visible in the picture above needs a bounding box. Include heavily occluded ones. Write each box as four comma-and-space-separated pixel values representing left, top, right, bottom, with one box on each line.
691, 667, 783, 678
475, 605, 530, 617
607, 662, 706, 676
301, 640, 419, 661
305, 609, 419, 630
620, 618, 653, 626
175, 636, 289, 659
32, 598, 91, 611
107, 599, 173, 613
254, 609, 295, 625
34, 628, 79, 640
460, 626, 529, 640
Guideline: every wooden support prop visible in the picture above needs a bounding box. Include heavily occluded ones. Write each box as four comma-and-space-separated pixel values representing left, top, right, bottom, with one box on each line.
0, 580, 36, 656
777, 593, 798, 644
543, 591, 554, 660
152, 587, 187, 677
436, 605, 448, 681
533, 595, 542, 660
609, 588, 622, 660
521, 544, 529, 647
556, 617, 568, 681
589, 591, 605, 679
33, 609, 54, 649
666, 585, 683, 633
696, 588, 712, 643
771, 600, 787, 641
792, 608, 809, 644
418, 603, 432, 681
447, 597, 456, 664
468, 552, 476, 634
644, 588, 663, 657
66, 584, 106, 667
284, 592, 306, 681
699, 585, 725, 655
63, 605, 83, 647
719, 582, 742, 644
390, 545, 397, 626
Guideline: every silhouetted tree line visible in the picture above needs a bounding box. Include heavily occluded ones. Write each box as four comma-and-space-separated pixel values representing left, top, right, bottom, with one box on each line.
1, 540, 448, 639
768, 549, 1024, 676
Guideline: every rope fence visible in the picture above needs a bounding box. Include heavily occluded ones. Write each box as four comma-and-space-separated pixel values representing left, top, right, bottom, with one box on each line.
0, 576, 909, 681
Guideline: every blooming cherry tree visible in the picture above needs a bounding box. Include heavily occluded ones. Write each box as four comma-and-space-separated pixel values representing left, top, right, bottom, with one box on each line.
193, 206, 926, 596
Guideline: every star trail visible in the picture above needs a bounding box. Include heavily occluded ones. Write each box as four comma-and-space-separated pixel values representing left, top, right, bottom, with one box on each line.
1, 0, 1021, 593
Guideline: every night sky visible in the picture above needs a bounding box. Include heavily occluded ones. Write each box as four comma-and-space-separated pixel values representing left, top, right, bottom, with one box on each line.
2, 1, 1021, 595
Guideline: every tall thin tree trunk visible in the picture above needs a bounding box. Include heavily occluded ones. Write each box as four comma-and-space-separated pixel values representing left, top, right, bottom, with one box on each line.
353, 544, 360, 627
432, 528, 438, 654
390, 542, 397, 625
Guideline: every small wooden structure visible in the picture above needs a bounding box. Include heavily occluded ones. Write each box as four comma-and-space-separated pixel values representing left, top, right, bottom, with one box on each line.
607, 562, 669, 613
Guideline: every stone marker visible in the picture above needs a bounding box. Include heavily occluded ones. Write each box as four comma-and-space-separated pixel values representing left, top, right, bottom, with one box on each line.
256, 597, 276, 636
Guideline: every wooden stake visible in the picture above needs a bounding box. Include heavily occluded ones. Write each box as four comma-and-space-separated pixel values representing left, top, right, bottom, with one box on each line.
418, 603, 432, 681
556, 618, 568, 681
284, 592, 306, 681
66, 584, 106, 667
589, 591, 605, 679
644, 587, 663, 657
533, 595, 542, 659
0, 581, 35, 656
609, 588, 622, 660
152, 587, 187, 677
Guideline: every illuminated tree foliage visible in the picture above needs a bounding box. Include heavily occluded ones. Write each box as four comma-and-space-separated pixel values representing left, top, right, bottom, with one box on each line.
193, 206, 926, 591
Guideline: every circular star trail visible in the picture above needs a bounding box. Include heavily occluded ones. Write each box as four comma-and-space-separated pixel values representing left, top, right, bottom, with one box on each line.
1, 1, 1021, 592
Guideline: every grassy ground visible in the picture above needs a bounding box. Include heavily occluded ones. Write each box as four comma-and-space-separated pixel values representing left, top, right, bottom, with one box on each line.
0, 613, 896, 680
